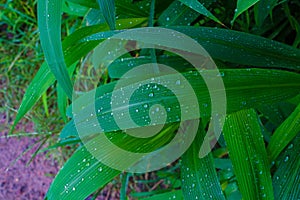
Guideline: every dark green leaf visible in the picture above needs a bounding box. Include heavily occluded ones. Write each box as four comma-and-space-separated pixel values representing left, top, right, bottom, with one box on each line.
267, 103, 300, 161
272, 133, 300, 200
97, 0, 116, 30
181, 125, 225, 200
38, 0, 73, 98
178, 0, 222, 25
232, 0, 260, 24
61, 68, 300, 139
142, 190, 183, 200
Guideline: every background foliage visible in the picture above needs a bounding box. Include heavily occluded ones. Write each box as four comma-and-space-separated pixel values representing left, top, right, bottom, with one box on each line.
2, 0, 300, 199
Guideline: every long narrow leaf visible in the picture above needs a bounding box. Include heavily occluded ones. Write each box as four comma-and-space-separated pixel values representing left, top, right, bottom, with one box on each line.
272, 133, 300, 200
45, 143, 120, 200
84, 26, 300, 70
223, 109, 274, 199
267, 102, 300, 161
12, 18, 146, 132
97, 0, 116, 30
38, 0, 73, 98
61, 68, 300, 139
254, 0, 279, 27
178, 0, 223, 25
181, 124, 225, 200
47, 124, 178, 199
232, 0, 260, 24
157, 1, 200, 26
142, 190, 183, 200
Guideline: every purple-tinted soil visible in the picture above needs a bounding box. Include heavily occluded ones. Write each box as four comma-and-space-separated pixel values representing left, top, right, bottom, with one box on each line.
0, 113, 59, 200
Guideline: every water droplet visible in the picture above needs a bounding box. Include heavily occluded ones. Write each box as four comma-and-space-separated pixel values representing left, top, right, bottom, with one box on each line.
175, 80, 181, 85
217, 72, 225, 77
149, 93, 154, 97
284, 156, 289, 162
166, 17, 170, 21
72, 187, 76, 191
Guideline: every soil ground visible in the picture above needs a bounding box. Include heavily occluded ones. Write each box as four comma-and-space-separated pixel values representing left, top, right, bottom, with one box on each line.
0, 113, 58, 199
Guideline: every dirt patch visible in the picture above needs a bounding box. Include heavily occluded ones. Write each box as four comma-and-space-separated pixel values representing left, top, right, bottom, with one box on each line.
0, 113, 59, 200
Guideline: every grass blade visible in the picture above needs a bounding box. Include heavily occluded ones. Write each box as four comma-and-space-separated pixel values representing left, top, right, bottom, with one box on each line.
57, 62, 77, 122
172, 27, 300, 70
38, 0, 73, 98
223, 109, 274, 199
232, 0, 260, 24
254, 0, 279, 27
181, 124, 225, 200
97, 0, 116, 30
267, 103, 300, 161
84, 27, 300, 70
66, 0, 99, 9
142, 190, 183, 199
178, 0, 223, 25
45, 143, 120, 199
272, 133, 300, 200
47, 124, 178, 199
12, 18, 146, 132
60, 68, 300, 139
157, 1, 200, 26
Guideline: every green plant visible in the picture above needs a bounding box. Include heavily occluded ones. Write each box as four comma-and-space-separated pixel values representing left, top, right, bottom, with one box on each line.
13, 0, 300, 199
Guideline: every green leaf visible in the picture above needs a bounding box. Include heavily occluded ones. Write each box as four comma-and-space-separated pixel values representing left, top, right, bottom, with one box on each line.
142, 190, 183, 200
115, 0, 150, 18
38, 0, 73, 99
97, 0, 116, 30
63, 0, 89, 16
267, 102, 300, 161
171, 27, 300, 70
232, 0, 260, 24
84, 27, 300, 70
257, 102, 296, 126
45, 142, 120, 200
272, 133, 300, 200
57, 62, 77, 122
157, 1, 200, 26
108, 55, 192, 79
66, 0, 99, 9
47, 124, 178, 199
12, 18, 146, 132
223, 109, 274, 199
61, 68, 300, 139
178, 0, 223, 25
254, 0, 279, 27
11, 62, 55, 133
180, 125, 225, 200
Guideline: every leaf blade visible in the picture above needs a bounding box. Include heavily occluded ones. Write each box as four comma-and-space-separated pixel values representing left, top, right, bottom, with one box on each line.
181, 125, 225, 200
38, 0, 73, 98
267, 102, 300, 161
222, 109, 274, 199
